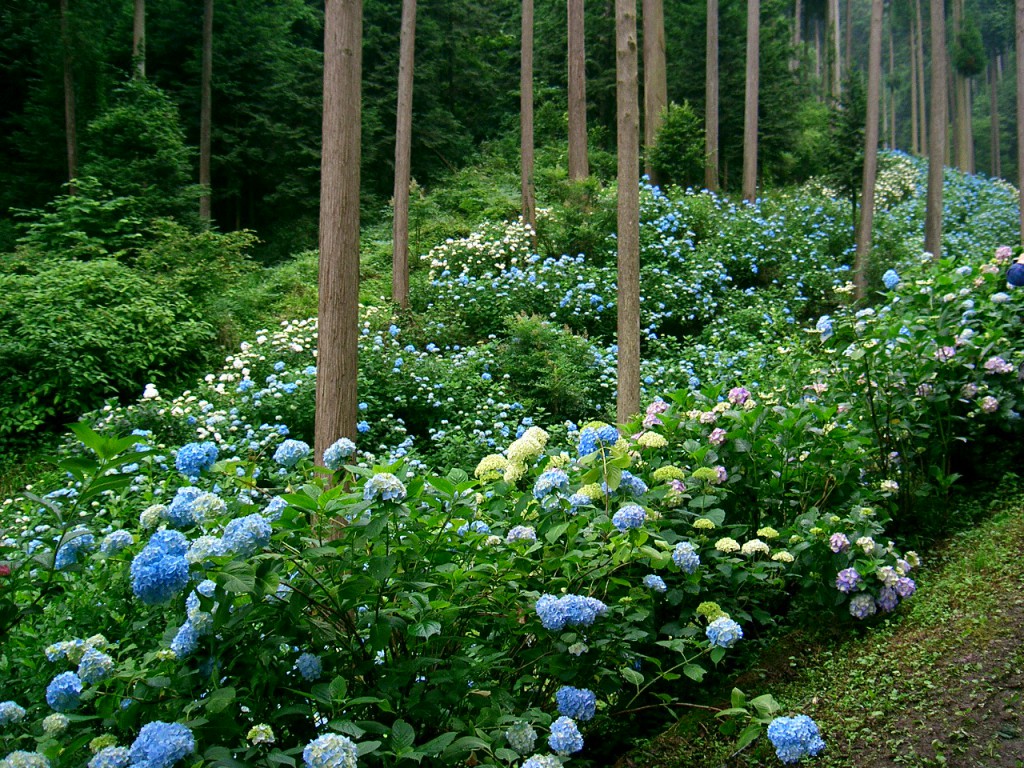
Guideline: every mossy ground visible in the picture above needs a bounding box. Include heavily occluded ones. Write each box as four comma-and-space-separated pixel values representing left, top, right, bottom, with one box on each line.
625, 493, 1024, 768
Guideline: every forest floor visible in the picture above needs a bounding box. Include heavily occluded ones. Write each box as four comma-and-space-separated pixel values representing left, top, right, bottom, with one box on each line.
622, 494, 1024, 768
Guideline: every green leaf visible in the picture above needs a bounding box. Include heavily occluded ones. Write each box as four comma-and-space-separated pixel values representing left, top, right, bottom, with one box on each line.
329, 676, 348, 701
731, 687, 747, 710
205, 687, 235, 713
735, 722, 763, 752
267, 752, 297, 767
683, 663, 706, 682
710, 646, 727, 664
545, 522, 569, 544
216, 561, 256, 594
328, 720, 365, 739
410, 620, 441, 639
419, 732, 457, 756
357, 741, 382, 757
604, 464, 623, 490
391, 720, 416, 753
620, 666, 644, 685
750, 693, 781, 718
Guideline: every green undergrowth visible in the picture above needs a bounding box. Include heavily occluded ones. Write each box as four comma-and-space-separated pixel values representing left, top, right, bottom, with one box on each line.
631, 477, 1024, 768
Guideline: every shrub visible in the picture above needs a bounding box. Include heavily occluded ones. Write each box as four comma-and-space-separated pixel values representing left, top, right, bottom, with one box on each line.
647, 102, 706, 189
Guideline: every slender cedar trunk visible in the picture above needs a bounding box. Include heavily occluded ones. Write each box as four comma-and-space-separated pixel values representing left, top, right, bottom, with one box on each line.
924, 0, 947, 257
844, 0, 852, 73
855, 0, 884, 300
567, 0, 589, 180
791, 0, 801, 71
951, 0, 970, 171
989, 58, 1000, 176
61, 0, 77, 191
1017, 0, 1024, 240
815, 17, 822, 86
705, 0, 719, 190
966, 78, 974, 171
831, 0, 842, 97
910, 13, 919, 154
889, 23, 896, 147
391, 0, 416, 308
521, 0, 535, 232
916, 0, 928, 149
742, 0, 760, 202
199, 0, 214, 224
642, 0, 667, 181
882, 71, 888, 147
615, 0, 640, 423
133, 0, 145, 78
315, 0, 362, 463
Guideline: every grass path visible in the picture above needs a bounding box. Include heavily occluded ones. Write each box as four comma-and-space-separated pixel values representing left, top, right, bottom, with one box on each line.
625, 498, 1024, 768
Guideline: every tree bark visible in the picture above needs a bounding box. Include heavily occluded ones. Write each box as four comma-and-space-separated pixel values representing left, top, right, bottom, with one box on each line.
889, 22, 896, 148
521, 0, 536, 231
742, 0, 759, 202
567, 0, 589, 180
1017, 0, 1024, 239
133, 0, 145, 78
391, 0, 416, 308
989, 58, 1000, 176
910, 12, 919, 154
828, 0, 841, 98
854, 0, 884, 300
61, 0, 77, 191
615, 0, 640, 423
924, 0, 947, 257
199, 0, 214, 224
844, 0, 852, 74
916, 0, 928, 150
705, 0, 719, 190
642, 0, 667, 181
791, 0, 801, 71
316, 0, 363, 463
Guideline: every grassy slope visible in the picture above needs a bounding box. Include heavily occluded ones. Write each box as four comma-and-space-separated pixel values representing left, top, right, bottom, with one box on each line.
626, 488, 1024, 768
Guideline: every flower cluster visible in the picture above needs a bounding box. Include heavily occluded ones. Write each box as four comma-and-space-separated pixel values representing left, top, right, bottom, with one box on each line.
535, 593, 608, 630
705, 617, 743, 648
555, 686, 597, 721
766, 715, 826, 764
302, 734, 358, 768
130, 531, 190, 605
128, 722, 195, 768
174, 441, 218, 478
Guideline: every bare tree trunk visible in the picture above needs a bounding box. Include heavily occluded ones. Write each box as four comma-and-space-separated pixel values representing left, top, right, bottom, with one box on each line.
705, 0, 719, 190
830, 0, 842, 98
567, 0, 589, 180
966, 78, 974, 172
742, 0, 760, 202
989, 58, 1000, 176
521, 0, 536, 231
316, 0, 363, 463
61, 0, 77, 191
910, 13, 919, 153
615, 0, 640, 423
391, 0, 416, 308
1017, 0, 1024, 240
199, 0, 214, 224
889, 23, 896, 148
925, 0, 947, 257
951, 0, 970, 172
133, 0, 145, 78
855, 0, 884, 300
791, 0, 801, 71
844, 0, 852, 74
916, 0, 928, 150
642, 0, 667, 182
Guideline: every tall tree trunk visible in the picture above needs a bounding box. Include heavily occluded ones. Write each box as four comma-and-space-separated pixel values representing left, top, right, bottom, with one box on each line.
316, 0, 363, 463
199, 0, 214, 224
844, 0, 852, 74
889, 23, 896, 148
791, 0, 801, 71
951, 0, 970, 171
925, 0, 947, 257
567, 0, 589, 180
705, 0, 719, 190
910, 13, 919, 154
391, 0, 416, 308
133, 0, 145, 78
521, 0, 536, 231
989, 58, 1000, 176
615, 0, 640, 422
916, 0, 928, 150
642, 0, 667, 181
815, 17, 822, 85
61, 0, 77, 191
829, 0, 842, 98
742, 0, 760, 202
855, 0, 884, 300
1017, 0, 1024, 240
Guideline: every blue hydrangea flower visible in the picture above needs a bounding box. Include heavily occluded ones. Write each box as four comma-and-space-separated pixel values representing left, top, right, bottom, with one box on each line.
457, 520, 491, 537
705, 617, 743, 648
171, 621, 199, 659
506, 525, 537, 544
643, 574, 668, 593
876, 586, 899, 612
533, 468, 570, 499
165, 487, 204, 528
295, 652, 322, 682
555, 686, 597, 721
222, 514, 272, 556
174, 442, 218, 479
128, 722, 195, 768
190, 493, 227, 526
535, 594, 608, 630
77, 647, 114, 684
303, 733, 358, 768
0, 753, 50, 768
130, 544, 190, 605
596, 424, 619, 443
882, 269, 901, 290
55, 527, 94, 570
186, 535, 225, 566
849, 593, 877, 619
264, 496, 288, 521
766, 715, 826, 764
835, 567, 861, 594
617, 471, 648, 497
548, 716, 584, 755
505, 722, 537, 754
612, 504, 646, 531
0, 700, 26, 726
89, 747, 131, 768
363, 472, 407, 502
568, 492, 592, 509
521, 757, 561, 768
273, 439, 311, 468
99, 530, 134, 556
45, 671, 82, 712
672, 542, 700, 574
815, 315, 833, 341
149, 529, 189, 556
323, 438, 357, 470
895, 576, 916, 598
